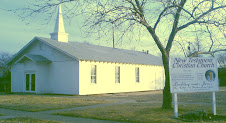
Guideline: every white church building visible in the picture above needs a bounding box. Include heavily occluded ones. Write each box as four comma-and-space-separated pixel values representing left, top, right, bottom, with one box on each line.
7, 5, 165, 95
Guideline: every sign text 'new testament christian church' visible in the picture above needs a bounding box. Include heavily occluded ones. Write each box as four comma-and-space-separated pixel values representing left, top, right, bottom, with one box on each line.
170, 57, 219, 93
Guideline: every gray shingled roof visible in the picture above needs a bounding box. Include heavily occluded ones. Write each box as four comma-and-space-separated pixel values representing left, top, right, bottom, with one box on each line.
37, 37, 163, 66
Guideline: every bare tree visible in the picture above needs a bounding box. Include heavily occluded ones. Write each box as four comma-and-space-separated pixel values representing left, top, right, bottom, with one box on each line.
188, 25, 226, 57
5, 0, 226, 109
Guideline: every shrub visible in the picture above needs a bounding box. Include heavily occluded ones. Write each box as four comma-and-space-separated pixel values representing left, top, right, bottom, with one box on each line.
218, 68, 226, 86
179, 110, 226, 122
0, 71, 11, 92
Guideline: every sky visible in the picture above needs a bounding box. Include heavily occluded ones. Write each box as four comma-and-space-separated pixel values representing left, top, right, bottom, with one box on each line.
0, 0, 160, 56
0, 0, 86, 54
0, 0, 224, 58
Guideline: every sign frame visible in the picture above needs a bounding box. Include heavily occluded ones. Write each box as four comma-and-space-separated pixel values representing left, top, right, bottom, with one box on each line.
169, 57, 219, 117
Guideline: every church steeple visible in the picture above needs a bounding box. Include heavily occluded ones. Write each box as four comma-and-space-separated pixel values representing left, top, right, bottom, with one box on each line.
50, 4, 69, 43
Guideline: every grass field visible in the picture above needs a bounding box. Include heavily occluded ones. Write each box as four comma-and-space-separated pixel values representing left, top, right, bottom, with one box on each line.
87, 89, 225, 105
0, 95, 114, 112
54, 103, 226, 123
55, 103, 178, 122
54, 89, 226, 123
0, 88, 225, 122
0, 117, 63, 123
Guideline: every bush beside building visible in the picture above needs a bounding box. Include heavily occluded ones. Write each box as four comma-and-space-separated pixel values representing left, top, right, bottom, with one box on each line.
0, 71, 11, 92
218, 68, 226, 86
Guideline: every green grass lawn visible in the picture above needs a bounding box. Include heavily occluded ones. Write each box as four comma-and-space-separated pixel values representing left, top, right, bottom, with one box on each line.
0, 88, 225, 122
54, 90, 226, 123
86, 89, 226, 105
55, 103, 177, 122
0, 95, 114, 112
0, 117, 63, 123
54, 103, 226, 123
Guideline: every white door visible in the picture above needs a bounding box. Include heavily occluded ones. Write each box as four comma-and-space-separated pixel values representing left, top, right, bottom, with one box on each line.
25, 73, 36, 92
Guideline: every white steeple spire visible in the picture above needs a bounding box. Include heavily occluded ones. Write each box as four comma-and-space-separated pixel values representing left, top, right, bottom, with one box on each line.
50, 4, 69, 43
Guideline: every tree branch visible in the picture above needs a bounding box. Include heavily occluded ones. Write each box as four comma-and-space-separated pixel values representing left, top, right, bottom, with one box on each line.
206, 26, 214, 52
189, 49, 226, 57
125, 0, 142, 16
146, 26, 167, 56
154, 5, 175, 29
178, 5, 226, 31
175, 40, 188, 57
166, 0, 187, 52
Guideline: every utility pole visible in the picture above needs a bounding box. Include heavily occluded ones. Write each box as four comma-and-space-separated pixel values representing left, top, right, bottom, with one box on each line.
112, 22, 115, 48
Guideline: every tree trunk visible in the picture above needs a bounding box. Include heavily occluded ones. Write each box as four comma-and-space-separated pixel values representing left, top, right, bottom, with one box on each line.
161, 54, 172, 109
145, 26, 172, 109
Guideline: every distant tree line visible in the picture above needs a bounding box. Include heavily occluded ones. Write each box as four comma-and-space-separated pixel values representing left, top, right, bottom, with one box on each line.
0, 52, 11, 92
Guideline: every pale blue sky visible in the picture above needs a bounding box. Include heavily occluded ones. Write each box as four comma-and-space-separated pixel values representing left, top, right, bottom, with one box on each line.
0, 0, 86, 54
1, 1, 224, 57
0, 0, 159, 55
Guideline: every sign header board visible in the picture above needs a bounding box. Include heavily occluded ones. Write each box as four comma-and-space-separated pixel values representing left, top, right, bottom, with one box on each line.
170, 57, 219, 93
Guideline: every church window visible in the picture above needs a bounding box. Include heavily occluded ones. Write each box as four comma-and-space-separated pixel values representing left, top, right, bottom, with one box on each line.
91, 65, 97, 83
115, 66, 120, 83
135, 67, 139, 83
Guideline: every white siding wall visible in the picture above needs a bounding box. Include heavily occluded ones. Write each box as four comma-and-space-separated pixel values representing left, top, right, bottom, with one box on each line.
11, 63, 24, 92
11, 61, 50, 94
11, 40, 163, 95
11, 41, 79, 94
79, 60, 165, 95
48, 61, 79, 95
27, 41, 74, 62
36, 63, 49, 94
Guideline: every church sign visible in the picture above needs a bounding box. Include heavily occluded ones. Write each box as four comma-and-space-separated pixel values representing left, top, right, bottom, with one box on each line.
170, 57, 219, 93
169, 57, 219, 117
